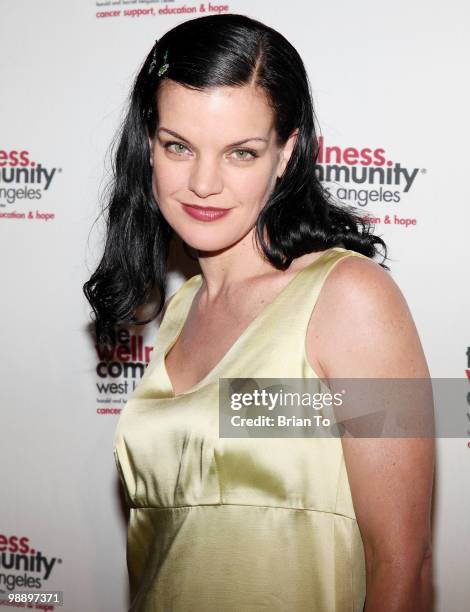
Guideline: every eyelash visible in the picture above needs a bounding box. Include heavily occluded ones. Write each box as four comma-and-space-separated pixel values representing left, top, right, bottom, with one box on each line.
163, 141, 259, 161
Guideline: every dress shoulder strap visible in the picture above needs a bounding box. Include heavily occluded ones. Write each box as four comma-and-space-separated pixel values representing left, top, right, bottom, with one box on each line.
262, 246, 370, 318
247, 247, 372, 367
296, 246, 369, 304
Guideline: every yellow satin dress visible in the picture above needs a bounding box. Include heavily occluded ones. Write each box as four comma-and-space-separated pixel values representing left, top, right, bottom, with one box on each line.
113, 247, 368, 611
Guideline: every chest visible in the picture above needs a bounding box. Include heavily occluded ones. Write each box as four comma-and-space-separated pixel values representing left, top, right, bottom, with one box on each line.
164, 293, 328, 397
164, 296, 269, 396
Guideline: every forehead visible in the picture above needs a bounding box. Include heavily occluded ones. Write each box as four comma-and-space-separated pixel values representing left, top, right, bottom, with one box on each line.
156, 81, 276, 141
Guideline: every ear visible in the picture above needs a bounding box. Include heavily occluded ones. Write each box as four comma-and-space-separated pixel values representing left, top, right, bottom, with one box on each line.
277, 128, 299, 179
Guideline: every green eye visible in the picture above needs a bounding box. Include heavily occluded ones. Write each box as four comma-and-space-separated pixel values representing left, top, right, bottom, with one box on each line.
165, 142, 189, 155
233, 149, 257, 161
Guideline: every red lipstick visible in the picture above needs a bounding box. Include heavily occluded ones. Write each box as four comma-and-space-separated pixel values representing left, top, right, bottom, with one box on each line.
181, 202, 231, 222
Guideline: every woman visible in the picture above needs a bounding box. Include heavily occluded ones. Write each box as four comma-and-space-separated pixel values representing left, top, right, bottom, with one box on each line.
84, 13, 434, 612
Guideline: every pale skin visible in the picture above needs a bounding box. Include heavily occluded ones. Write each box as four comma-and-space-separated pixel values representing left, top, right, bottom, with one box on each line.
148, 78, 434, 611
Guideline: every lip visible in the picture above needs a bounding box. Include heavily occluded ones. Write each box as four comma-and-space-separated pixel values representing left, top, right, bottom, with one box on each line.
180, 202, 232, 222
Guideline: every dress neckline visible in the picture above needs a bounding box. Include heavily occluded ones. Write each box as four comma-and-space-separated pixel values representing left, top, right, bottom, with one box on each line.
161, 247, 343, 399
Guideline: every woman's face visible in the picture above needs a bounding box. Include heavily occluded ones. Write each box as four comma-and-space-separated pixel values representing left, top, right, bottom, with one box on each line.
148, 80, 297, 253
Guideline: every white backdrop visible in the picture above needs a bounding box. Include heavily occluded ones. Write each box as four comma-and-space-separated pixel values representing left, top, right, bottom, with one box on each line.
1, 1, 469, 610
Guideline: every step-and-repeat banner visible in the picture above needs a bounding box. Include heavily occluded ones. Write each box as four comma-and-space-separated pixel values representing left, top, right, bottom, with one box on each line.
1, 1, 469, 610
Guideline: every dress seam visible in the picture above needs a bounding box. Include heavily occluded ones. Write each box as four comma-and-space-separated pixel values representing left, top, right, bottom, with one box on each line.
129, 501, 357, 520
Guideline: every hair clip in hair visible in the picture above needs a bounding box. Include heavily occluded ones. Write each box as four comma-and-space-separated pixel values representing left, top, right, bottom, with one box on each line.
158, 50, 169, 77
147, 39, 159, 75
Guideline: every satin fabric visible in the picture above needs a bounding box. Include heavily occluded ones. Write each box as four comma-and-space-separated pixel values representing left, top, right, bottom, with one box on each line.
114, 247, 368, 611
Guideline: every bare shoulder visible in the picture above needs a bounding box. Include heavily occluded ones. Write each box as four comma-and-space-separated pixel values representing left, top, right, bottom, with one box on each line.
306, 253, 430, 379
319, 253, 403, 316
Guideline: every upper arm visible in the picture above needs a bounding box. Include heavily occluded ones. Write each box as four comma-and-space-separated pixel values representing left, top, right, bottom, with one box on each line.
308, 256, 435, 564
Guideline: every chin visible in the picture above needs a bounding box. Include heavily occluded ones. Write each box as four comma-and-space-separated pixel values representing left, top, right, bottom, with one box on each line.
175, 225, 247, 254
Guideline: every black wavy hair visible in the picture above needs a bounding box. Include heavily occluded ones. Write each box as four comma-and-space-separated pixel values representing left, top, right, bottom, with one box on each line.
83, 13, 389, 347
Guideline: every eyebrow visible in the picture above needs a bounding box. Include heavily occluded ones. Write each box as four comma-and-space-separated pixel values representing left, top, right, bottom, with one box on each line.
157, 127, 268, 148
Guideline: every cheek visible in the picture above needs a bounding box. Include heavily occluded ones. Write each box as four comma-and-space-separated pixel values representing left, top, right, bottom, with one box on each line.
153, 161, 183, 198
227, 159, 279, 203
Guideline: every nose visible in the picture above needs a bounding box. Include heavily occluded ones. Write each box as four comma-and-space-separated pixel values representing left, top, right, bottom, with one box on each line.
188, 156, 224, 199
